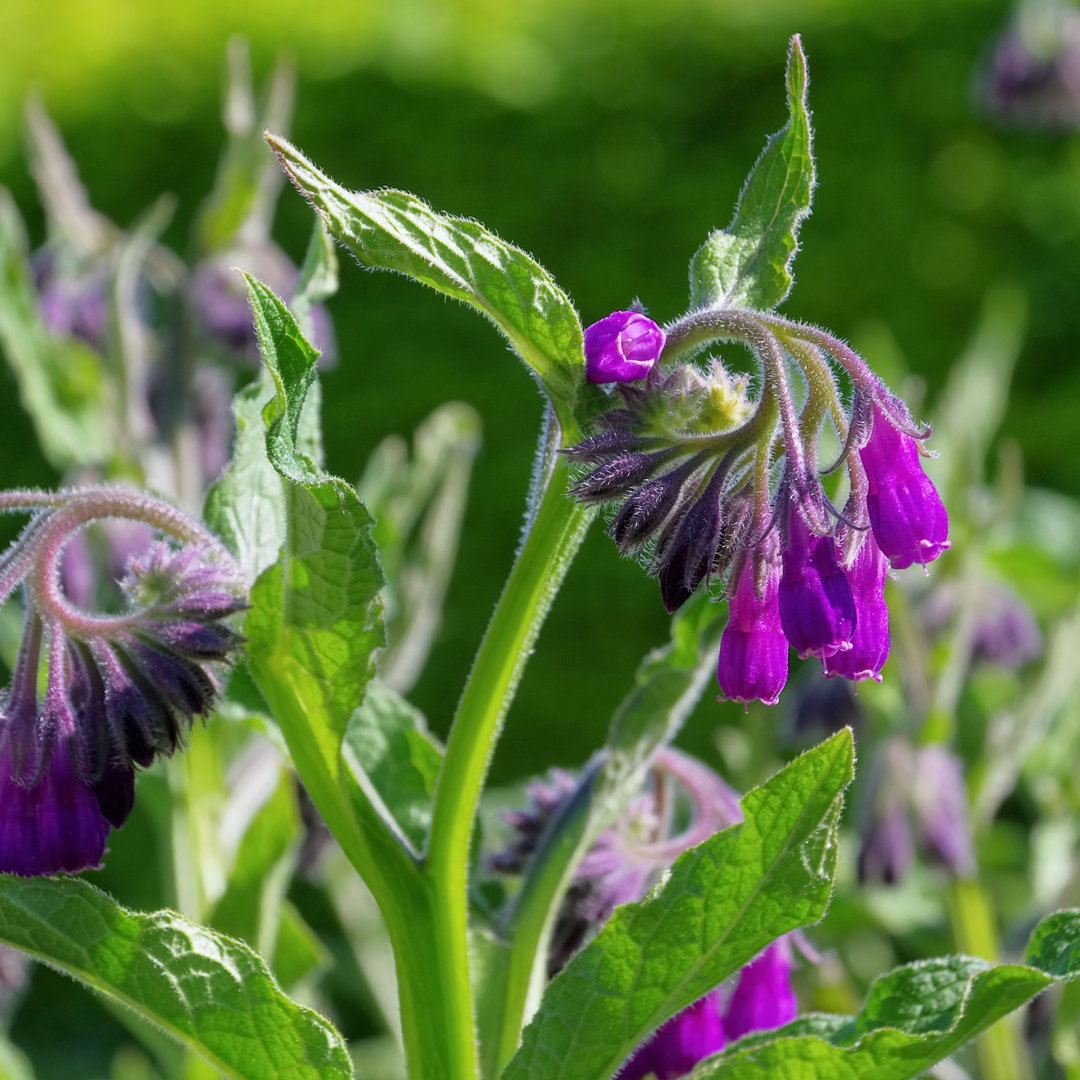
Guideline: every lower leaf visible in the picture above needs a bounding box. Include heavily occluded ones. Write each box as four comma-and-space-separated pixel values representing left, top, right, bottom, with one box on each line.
0, 875, 352, 1080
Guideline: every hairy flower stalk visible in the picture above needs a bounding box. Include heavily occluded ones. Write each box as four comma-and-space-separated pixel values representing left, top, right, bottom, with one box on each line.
569, 307, 949, 705
0, 485, 245, 876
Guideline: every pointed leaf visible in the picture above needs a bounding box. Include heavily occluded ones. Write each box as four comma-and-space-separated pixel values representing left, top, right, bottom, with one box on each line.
0, 875, 351, 1080
689, 35, 814, 312
242, 275, 384, 772
204, 368, 286, 586
693, 910, 1080, 1079
266, 134, 584, 420
342, 679, 443, 852
502, 730, 853, 1080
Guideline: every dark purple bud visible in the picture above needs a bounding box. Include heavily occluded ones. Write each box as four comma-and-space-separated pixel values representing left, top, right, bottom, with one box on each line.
779, 511, 856, 660
717, 552, 789, 707
911, 746, 975, 878
790, 677, 864, 742
981, 11, 1080, 130
859, 404, 949, 570
921, 580, 1043, 671
584, 311, 666, 384
570, 453, 659, 504
618, 990, 726, 1080
823, 536, 890, 683
723, 940, 798, 1043
609, 465, 693, 553
656, 463, 730, 614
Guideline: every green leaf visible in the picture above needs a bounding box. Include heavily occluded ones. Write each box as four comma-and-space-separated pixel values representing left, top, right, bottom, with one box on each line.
293, 220, 339, 334
265, 133, 585, 422
272, 903, 330, 992
358, 401, 482, 693
0, 875, 352, 1080
0, 188, 109, 469
242, 274, 384, 777
239, 277, 419, 926
203, 369, 287, 586
502, 729, 853, 1080
693, 909, 1080, 1079
342, 680, 443, 853
689, 35, 814, 313
211, 767, 300, 961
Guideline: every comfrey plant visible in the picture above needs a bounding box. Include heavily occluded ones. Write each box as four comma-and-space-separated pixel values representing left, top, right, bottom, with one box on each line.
1, 34, 1080, 1080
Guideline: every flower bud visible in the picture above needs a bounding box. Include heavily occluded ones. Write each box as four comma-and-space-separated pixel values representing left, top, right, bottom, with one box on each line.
717, 550, 788, 707
823, 535, 890, 682
779, 510, 856, 660
584, 311, 666, 384
859, 404, 949, 569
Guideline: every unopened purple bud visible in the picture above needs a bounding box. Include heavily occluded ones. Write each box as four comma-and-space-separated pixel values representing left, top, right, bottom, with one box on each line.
717, 553, 789, 707
584, 311, 665, 384
779, 512, 856, 660
618, 989, 726, 1080
723, 941, 798, 1043
859, 405, 949, 570
911, 746, 975, 878
823, 536, 890, 683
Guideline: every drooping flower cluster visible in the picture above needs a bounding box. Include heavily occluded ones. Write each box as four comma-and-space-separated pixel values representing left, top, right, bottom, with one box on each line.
572, 307, 949, 706
0, 486, 245, 877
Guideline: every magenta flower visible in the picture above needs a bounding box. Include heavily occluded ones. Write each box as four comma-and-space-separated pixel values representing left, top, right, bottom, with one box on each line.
619, 941, 799, 1080
619, 989, 727, 1080
778, 511, 856, 660
584, 311, 666, 383
717, 550, 789, 707
859, 404, 949, 569
823, 535, 889, 682
723, 941, 799, 1042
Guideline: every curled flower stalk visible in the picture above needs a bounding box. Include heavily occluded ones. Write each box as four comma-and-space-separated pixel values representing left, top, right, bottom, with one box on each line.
0, 485, 245, 877
570, 305, 949, 705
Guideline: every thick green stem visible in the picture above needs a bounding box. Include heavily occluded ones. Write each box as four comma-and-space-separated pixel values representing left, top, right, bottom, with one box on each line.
423, 422, 594, 1079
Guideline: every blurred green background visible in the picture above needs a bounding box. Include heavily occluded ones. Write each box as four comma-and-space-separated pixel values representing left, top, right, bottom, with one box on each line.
1, 0, 1076, 783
